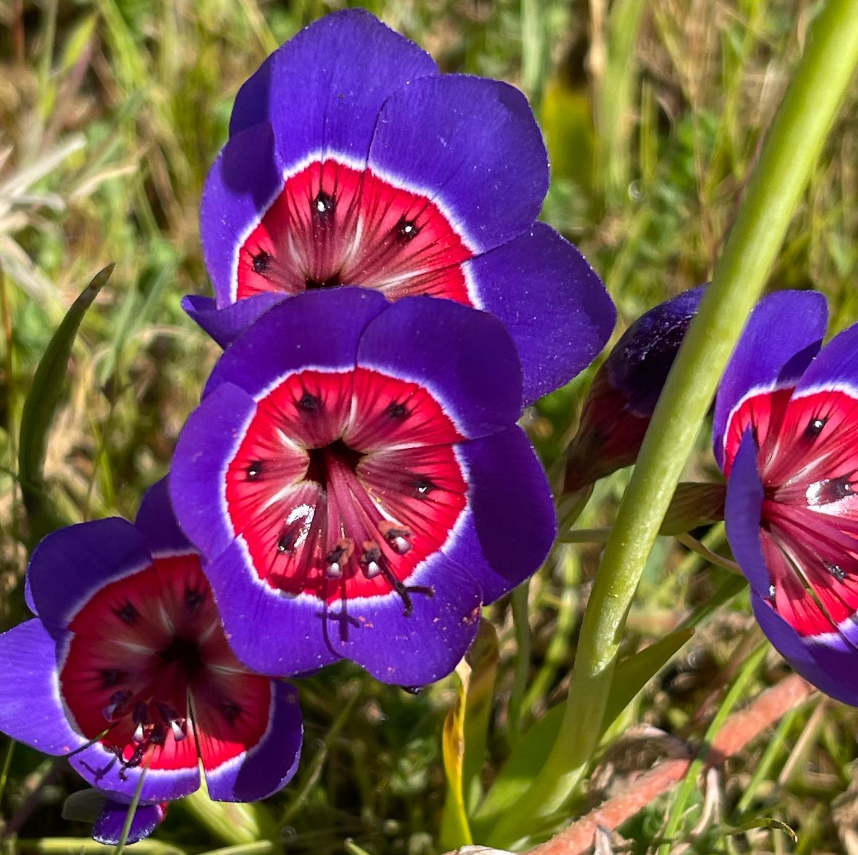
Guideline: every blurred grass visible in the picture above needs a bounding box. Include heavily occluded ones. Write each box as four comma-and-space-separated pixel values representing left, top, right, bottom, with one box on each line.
1, 0, 857, 853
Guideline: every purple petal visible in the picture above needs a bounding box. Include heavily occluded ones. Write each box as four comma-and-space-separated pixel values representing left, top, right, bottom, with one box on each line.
230, 10, 438, 155
714, 291, 827, 469
27, 520, 152, 637
751, 592, 858, 706
92, 800, 166, 846
368, 75, 547, 254
201, 123, 286, 306
795, 321, 858, 395
69, 741, 200, 804
170, 382, 257, 561
0, 620, 86, 755
204, 288, 389, 399
356, 296, 522, 439
182, 293, 286, 348
724, 431, 774, 597
204, 681, 303, 801
447, 426, 556, 603
328, 550, 483, 686
134, 478, 193, 558
467, 224, 615, 404
201, 539, 339, 676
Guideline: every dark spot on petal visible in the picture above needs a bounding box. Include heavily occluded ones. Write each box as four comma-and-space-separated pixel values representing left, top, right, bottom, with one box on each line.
805, 416, 828, 438
185, 589, 205, 610
305, 274, 341, 289
386, 402, 409, 419
277, 527, 299, 554
395, 218, 420, 242
313, 190, 336, 219
246, 461, 263, 480
101, 669, 124, 688
222, 701, 242, 723
298, 391, 321, 412
414, 478, 435, 497
825, 560, 847, 582
115, 603, 138, 625
252, 251, 271, 274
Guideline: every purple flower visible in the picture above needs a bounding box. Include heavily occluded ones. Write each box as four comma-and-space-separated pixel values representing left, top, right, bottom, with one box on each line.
0, 480, 302, 807
716, 290, 858, 704
92, 800, 167, 846
565, 286, 704, 492
188, 9, 615, 405
170, 289, 556, 687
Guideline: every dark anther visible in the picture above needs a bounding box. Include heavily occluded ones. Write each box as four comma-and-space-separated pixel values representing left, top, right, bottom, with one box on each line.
298, 391, 321, 412
103, 689, 133, 722
381, 522, 412, 555
312, 190, 336, 219
149, 723, 168, 746
825, 560, 848, 582
246, 461, 263, 480
132, 702, 152, 744
325, 540, 354, 578
360, 544, 383, 578
386, 402, 409, 419
101, 669, 124, 688
252, 251, 272, 274
414, 478, 435, 497
222, 701, 242, 724
395, 217, 420, 242
185, 588, 205, 610
806, 416, 828, 438
115, 602, 138, 625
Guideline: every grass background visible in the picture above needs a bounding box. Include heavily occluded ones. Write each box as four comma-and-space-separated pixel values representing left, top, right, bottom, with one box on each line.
2, 0, 858, 852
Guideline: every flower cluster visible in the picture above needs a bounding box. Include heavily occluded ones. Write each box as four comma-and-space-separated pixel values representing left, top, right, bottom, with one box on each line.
0, 9, 615, 844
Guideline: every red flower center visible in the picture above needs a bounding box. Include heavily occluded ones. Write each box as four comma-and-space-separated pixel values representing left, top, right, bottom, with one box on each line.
225, 366, 469, 609
60, 555, 272, 774
725, 385, 858, 637
235, 158, 475, 305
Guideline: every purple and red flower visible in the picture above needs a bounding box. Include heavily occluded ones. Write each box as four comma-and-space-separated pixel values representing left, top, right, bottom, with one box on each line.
716, 290, 858, 704
565, 285, 704, 491
170, 288, 556, 687
0, 480, 302, 809
187, 9, 615, 405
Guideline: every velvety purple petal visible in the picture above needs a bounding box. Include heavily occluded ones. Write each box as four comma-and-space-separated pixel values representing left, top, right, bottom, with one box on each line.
135, 478, 193, 558
92, 800, 166, 846
795, 321, 858, 395
605, 285, 705, 414
467, 224, 615, 404
27, 520, 152, 637
204, 681, 303, 802
751, 592, 858, 706
714, 291, 827, 468
724, 432, 773, 598
356, 296, 522, 439
204, 288, 389, 399
182, 293, 286, 348
70, 741, 200, 804
202, 539, 339, 676
201, 123, 286, 306
170, 382, 257, 561
230, 10, 438, 157
328, 550, 483, 686
447, 426, 556, 603
368, 75, 547, 254
0, 620, 86, 755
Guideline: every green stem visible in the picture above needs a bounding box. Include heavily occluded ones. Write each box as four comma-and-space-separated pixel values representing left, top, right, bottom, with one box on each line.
488, 1, 858, 845
17, 840, 183, 855
506, 583, 531, 741
181, 788, 276, 848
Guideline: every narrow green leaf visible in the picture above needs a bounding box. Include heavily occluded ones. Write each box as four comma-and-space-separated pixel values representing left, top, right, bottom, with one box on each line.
18, 265, 113, 541
726, 815, 798, 842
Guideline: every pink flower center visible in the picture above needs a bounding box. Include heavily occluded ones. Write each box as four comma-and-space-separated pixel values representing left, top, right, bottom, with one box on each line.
235, 159, 475, 304
225, 366, 468, 610
725, 386, 858, 636
60, 555, 272, 774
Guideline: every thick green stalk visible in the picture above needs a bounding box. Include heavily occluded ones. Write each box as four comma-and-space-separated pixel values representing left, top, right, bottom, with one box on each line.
487, 0, 858, 845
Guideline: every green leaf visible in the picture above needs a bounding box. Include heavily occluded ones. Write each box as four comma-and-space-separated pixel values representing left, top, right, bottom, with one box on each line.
441, 621, 499, 849
659, 482, 726, 536
726, 815, 798, 843
18, 265, 113, 542
472, 627, 693, 835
